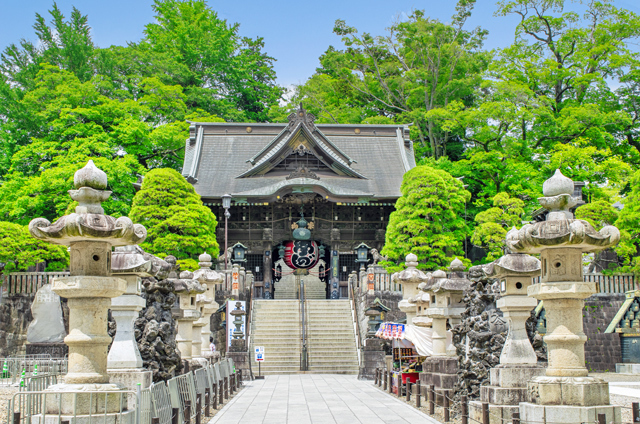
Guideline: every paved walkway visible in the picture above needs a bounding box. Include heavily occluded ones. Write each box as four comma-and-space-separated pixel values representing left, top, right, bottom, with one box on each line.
207, 374, 441, 424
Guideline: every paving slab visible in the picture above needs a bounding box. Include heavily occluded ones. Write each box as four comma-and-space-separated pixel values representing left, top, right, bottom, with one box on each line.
207, 374, 442, 424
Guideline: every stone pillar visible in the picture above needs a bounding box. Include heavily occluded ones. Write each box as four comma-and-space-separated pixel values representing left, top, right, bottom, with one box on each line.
508, 170, 621, 423
172, 270, 205, 362
469, 248, 545, 423
193, 253, 222, 359
421, 258, 470, 405
395, 254, 429, 325
28, 160, 146, 416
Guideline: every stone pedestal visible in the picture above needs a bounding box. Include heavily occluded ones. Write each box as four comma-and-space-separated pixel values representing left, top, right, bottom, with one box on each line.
193, 253, 222, 358
108, 368, 152, 409
360, 338, 385, 380
394, 254, 429, 325
420, 357, 458, 405
172, 270, 205, 361
471, 365, 545, 423
107, 292, 146, 369
227, 339, 248, 374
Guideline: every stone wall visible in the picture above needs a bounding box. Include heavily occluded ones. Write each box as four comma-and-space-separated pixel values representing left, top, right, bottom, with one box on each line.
583, 293, 624, 372
0, 295, 32, 357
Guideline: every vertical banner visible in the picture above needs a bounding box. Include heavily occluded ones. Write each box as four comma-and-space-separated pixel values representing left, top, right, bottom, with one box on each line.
232, 270, 239, 291
367, 271, 375, 292
226, 300, 246, 350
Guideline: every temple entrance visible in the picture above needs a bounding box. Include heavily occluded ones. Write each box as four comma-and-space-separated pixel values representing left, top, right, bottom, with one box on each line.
271, 240, 329, 299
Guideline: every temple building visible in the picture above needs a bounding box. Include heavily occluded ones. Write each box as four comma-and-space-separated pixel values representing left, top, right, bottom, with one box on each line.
181, 107, 414, 299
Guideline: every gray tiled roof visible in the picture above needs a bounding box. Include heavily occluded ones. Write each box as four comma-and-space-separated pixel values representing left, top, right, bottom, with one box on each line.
183, 122, 415, 200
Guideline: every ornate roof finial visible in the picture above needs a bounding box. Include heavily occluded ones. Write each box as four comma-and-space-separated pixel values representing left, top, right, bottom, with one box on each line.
542, 169, 573, 197
74, 160, 107, 190
449, 257, 465, 272
538, 169, 578, 221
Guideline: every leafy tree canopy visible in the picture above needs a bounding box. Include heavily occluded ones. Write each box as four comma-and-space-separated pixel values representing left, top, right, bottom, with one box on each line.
0, 221, 68, 274
129, 168, 219, 270
381, 165, 471, 272
615, 169, 640, 275
471, 192, 525, 261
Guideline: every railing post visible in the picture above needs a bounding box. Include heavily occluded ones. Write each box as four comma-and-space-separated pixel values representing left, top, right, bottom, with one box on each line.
205, 388, 210, 417
184, 400, 191, 424
13, 412, 20, 424
633, 402, 640, 422
461, 395, 468, 424
512, 411, 520, 424
213, 383, 219, 409
444, 390, 450, 422
171, 408, 179, 424
482, 402, 489, 424
406, 382, 411, 401
196, 395, 202, 424
383, 370, 387, 391
597, 413, 606, 424
429, 385, 435, 415
388, 372, 392, 394
416, 380, 421, 408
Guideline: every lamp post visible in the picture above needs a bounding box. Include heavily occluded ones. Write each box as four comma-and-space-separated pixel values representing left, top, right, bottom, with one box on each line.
222, 194, 232, 272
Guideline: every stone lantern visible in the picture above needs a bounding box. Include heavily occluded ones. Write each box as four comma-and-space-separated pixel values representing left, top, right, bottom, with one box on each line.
107, 245, 154, 390
172, 270, 206, 361
395, 253, 429, 326
28, 160, 146, 415
470, 241, 545, 423
410, 281, 432, 328
507, 170, 621, 422
421, 258, 471, 404
192, 252, 222, 358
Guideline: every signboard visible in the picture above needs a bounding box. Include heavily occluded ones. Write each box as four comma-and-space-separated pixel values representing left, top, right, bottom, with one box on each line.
368, 272, 375, 291
255, 346, 265, 362
226, 300, 246, 349
232, 272, 239, 290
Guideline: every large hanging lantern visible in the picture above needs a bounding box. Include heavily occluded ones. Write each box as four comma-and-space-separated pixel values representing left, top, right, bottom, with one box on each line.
284, 240, 319, 270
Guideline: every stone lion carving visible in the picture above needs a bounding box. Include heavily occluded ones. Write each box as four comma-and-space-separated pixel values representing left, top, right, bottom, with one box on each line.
217, 247, 233, 264
370, 248, 388, 265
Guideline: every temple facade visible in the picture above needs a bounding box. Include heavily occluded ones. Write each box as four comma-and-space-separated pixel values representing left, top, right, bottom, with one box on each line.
181, 107, 414, 299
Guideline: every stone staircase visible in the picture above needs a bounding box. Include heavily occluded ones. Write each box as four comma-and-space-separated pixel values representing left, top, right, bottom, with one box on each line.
249, 299, 359, 375
306, 300, 359, 374
274, 278, 326, 299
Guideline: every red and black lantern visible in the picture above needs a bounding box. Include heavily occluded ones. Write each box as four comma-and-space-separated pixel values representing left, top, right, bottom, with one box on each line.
283, 240, 319, 270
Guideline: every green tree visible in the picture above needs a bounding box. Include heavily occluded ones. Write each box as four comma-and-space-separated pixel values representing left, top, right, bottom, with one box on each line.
0, 65, 190, 225
0, 221, 68, 274
381, 166, 470, 272
615, 169, 640, 275
294, 5, 489, 158
471, 192, 525, 262
129, 168, 219, 270
140, 0, 282, 121
575, 201, 619, 231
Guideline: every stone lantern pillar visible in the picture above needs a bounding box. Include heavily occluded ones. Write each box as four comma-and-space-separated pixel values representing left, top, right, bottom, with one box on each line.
421, 258, 471, 404
395, 253, 429, 326
172, 270, 206, 361
107, 245, 155, 391
508, 170, 621, 423
470, 244, 545, 423
28, 160, 146, 415
193, 252, 222, 359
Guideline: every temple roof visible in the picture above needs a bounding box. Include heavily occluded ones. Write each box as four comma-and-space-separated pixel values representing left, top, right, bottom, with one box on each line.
182, 109, 415, 202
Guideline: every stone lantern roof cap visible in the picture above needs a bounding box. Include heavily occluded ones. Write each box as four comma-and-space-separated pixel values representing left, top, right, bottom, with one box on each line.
506, 171, 621, 254
448, 257, 465, 272
543, 169, 574, 197
29, 161, 147, 247
111, 245, 153, 276
492, 252, 540, 277
173, 270, 206, 294
395, 252, 429, 285
199, 252, 212, 263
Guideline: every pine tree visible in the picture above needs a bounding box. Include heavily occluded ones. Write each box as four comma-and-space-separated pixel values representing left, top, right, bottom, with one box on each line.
129, 168, 219, 270
381, 165, 470, 272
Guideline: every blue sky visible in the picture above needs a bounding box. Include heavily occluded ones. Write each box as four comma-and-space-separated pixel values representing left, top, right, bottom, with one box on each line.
1, 0, 639, 87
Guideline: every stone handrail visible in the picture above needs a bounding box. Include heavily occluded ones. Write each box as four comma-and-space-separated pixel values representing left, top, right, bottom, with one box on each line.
2, 272, 71, 296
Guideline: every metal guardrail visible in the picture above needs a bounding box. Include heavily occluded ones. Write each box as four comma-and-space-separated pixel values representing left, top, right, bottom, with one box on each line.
6, 359, 242, 424
299, 278, 308, 371
1, 358, 67, 387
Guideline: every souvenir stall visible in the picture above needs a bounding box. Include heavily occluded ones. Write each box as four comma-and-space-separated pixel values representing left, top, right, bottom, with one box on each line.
376, 322, 432, 394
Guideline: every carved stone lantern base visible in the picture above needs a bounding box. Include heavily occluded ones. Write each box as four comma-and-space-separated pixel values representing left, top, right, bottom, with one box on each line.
419, 356, 458, 406
470, 365, 546, 423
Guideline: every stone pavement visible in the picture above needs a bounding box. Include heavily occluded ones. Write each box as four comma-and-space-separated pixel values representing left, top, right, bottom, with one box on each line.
207, 374, 442, 424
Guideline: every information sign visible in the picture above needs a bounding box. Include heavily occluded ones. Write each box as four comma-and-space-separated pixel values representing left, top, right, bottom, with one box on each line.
255, 346, 265, 362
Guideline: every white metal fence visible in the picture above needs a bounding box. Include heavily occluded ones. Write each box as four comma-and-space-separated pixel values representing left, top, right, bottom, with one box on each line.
6, 358, 243, 424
